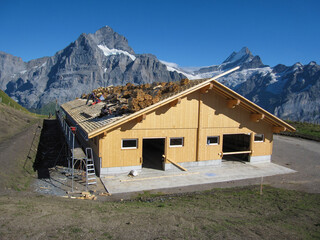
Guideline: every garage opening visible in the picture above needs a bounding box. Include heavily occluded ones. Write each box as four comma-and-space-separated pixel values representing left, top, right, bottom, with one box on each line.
222, 134, 251, 162
142, 138, 165, 170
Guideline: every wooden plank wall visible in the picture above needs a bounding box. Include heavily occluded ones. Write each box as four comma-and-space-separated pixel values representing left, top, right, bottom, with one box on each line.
99, 89, 274, 168
198, 89, 273, 160
100, 92, 199, 168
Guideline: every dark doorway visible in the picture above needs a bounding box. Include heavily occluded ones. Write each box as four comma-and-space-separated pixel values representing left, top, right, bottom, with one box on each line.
142, 138, 165, 170
222, 134, 250, 162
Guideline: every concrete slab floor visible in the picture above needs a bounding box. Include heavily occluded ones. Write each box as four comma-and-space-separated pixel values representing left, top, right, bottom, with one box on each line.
100, 161, 296, 194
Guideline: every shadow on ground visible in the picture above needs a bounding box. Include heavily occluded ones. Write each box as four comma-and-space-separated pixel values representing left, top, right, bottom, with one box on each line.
33, 119, 68, 179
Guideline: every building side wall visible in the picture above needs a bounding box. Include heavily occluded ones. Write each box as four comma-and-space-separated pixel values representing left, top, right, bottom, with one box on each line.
198, 90, 273, 161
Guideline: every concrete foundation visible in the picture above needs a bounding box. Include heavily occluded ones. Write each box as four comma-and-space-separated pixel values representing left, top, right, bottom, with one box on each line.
164, 159, 221, 171
250, 155, 271, 164
100, 165, 142, 175
100, 161, 296, 194
101, 156, 271, 175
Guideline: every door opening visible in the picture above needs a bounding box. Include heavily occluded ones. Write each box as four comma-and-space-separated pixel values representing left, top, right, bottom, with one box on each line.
222, 134, 250, 162
142, 138, 165, 170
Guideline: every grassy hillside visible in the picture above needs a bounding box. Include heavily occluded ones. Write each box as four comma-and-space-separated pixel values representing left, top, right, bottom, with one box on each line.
0, 103, 40, 143
283, 120, 320, 141
0, 90, 47, 143
29, 101, 57, 115
0, 89, 49, 118
0, 89, 30, 113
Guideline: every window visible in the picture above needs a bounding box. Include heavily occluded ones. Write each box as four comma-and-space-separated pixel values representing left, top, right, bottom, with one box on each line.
207, 136, 220, 145
170, 137, 184, 147
121, 139, 138, 149
254, 134, 264, 142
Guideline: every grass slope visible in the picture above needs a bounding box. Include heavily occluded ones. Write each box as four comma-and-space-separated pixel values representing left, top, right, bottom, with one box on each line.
0, 89, 29, 112
28, 101, 57, 115
0, 104, 40, 143
283, 120, 320, 141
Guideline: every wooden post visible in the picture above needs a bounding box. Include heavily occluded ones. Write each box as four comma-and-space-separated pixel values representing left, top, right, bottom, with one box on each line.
196, 91, 202, 161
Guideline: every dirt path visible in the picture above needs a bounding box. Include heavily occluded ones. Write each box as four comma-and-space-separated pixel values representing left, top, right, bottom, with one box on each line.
265, 135, 320, 193
0, 121, 42, 191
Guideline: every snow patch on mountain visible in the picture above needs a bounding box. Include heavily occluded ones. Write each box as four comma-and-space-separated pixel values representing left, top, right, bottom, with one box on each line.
160, 60, 222, 79
160, 60, 201, 79
219, 67, 273, 88
98, 44, 136, 61
266, 78, 288, 94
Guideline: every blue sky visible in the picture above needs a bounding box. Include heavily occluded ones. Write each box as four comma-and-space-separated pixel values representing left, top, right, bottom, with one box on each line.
1, 0, 319, 67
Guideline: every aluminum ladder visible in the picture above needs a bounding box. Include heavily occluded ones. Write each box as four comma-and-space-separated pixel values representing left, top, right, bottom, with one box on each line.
85, 148, 97, 187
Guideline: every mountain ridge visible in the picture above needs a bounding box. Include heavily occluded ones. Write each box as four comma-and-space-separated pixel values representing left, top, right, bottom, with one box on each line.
0, 27, 319, 122
0, 26, 184, 109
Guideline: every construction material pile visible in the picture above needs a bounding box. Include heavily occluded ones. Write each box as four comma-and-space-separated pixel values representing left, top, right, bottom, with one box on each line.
81, 78, 206, 117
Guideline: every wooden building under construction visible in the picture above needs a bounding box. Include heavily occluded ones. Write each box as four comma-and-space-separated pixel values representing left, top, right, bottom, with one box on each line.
61, 68, 295, 175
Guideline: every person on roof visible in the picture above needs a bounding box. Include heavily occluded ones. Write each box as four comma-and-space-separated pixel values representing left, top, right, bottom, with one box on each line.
86, 92, 96, 105
86, 92, 103, 105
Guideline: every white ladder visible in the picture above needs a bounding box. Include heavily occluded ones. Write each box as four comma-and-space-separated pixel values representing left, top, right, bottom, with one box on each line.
85, 148, 97, 187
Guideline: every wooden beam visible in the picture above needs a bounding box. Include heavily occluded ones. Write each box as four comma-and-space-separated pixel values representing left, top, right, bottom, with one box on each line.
170, 98, 181, 107
227, 99, 240, 109
103, 132, 107, 138
163, 155, 187, 171
250, 113, 265, 122
273, 126, 286, 133
200, 83, 213, 94
136, 114, 146, 123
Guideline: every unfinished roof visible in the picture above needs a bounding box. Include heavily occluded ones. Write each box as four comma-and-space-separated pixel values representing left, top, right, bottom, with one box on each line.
61, 67, 295, 139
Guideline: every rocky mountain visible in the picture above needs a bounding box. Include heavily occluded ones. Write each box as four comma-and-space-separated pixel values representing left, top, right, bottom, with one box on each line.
0, 26, 184, 109
0, 27, 319, 122
161, 48, 320, 122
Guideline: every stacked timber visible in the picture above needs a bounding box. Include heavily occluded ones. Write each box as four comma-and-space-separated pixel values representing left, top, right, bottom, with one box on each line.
81, 78, 205, 117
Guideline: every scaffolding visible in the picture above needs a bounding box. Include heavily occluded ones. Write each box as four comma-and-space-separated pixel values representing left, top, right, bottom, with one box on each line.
56, 110, 96, 192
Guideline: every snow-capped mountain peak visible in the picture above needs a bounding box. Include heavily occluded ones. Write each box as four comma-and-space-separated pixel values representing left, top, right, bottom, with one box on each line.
161, 47, 264, 80
222, 47, 253, 64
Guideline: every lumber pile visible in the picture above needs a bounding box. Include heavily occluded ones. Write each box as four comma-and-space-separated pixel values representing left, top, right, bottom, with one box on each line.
81, 78, 205, 117
77, 191, 97, 200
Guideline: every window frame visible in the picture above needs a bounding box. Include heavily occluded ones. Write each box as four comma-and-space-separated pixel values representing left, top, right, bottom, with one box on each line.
169, 137, 184, 148
254, 134, 265, 142
207, 136, 220, 145
121, 138, 138, 149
